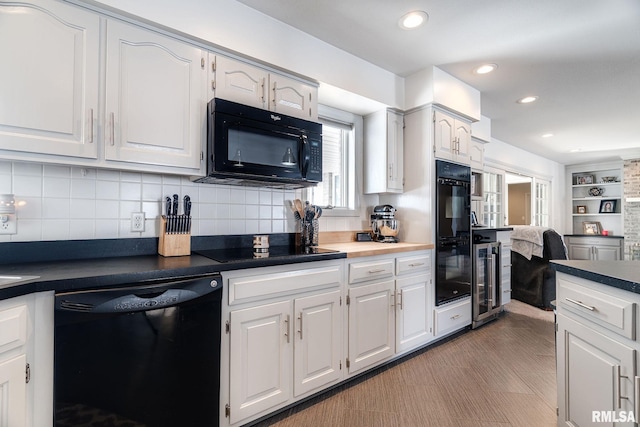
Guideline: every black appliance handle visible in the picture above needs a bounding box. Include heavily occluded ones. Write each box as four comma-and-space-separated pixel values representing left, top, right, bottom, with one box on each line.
56, 274, 222, 314
300, 134, 310, 177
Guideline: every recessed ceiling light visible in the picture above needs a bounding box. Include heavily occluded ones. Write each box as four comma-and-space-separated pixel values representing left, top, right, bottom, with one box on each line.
474, 64, 498, 75
398, 11, 429, 30
517, 96, 538, 104
541, 133, 554, 138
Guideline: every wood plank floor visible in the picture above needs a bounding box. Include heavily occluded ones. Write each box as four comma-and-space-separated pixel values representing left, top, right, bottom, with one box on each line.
253, 301, 557, 427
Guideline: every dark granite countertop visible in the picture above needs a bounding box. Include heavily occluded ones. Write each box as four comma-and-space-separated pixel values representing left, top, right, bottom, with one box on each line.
0, 235, 346, 301
552, 260, 640, 294
472, 227, 514, 232
563, 234, 624, 239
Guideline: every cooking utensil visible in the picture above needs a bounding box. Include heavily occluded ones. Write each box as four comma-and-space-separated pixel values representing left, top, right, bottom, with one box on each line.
294, 199, 304, 219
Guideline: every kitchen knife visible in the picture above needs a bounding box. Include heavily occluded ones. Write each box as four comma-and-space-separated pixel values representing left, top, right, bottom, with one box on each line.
172, 194, 179, 233
184, 195, 191, 233
165, 197, 172, 233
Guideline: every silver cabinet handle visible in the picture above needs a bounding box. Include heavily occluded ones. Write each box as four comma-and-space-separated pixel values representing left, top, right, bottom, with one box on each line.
635, 376, 640, 419
368, 269, 387, 274
284, 314, 290, 343
565, 297, 595, 311
408, 262, 425, 267
616, 365, 630, 408
398, 289, 403, 310
450, 314, 461, 320
261, 77, 266, 104
109, 112, 115, 146
88, 108, 94, 143
297, 313, 303, 340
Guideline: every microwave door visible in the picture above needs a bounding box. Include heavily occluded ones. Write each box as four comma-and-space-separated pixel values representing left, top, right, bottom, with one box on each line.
217, 118, 303, 179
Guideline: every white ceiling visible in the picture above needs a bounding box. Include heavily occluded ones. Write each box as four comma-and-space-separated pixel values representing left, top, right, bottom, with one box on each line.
235, 0, 640, 165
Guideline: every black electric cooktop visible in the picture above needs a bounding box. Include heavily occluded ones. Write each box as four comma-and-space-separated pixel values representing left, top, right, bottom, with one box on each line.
195, 246, 340, 263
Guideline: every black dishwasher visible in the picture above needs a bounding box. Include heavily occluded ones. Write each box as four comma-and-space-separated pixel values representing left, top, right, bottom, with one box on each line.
54, 274, 222, 427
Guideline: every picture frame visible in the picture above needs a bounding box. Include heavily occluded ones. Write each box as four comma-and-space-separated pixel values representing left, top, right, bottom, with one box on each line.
583, 221, 602, 235
577, 205, 587, 214
575, 174, 595, 185
599, 199, 617, 213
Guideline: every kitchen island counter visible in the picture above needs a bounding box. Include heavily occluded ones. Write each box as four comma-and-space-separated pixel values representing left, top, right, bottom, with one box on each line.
552, 260, 640, 294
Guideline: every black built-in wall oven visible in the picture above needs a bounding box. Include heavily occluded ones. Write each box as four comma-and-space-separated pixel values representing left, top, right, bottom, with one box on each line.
435, 160, 472, 306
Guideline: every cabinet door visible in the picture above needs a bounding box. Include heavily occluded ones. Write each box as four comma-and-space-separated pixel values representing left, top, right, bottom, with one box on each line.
569, 243, 593, 260
469, 139, 484, 169
105, 20, 206, 170
557, 313, 635, 426
0, 354, 27, 427
594, 246, 621, 261
229, 301, 291, 424
454, 119, 471, 162
386, 111, 404, 192
347, 280, 395, 374
214, 55, 268, 109
396, 274, 430, 352
0, 0, 99, 159
433, 110, 455, 161
270, 74, 317, 120
293, 290, 342, 397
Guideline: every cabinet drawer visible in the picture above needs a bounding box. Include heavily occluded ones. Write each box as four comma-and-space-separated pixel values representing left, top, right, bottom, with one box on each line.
558, 276, 635, 339
228, 265, 341, 305
434, 299, 471, 336
0, 304, 28, 354
396, 254, 430, 276
348, 259, 394, 284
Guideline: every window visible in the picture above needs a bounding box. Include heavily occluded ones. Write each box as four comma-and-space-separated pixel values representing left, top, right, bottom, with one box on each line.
534, 179, 551, 227
305, 106, 359, 215
482, 169, 504, 227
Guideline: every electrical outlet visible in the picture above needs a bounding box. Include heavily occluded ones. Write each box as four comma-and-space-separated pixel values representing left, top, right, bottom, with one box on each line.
131, 212, 145, 232
0, 214, 17, 235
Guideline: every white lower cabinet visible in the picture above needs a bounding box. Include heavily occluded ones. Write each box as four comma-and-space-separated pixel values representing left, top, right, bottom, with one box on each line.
557, 272, 640, 426
222, 261, 343, 426
395, 273, 431, 352
222, 251, 433, 426
229, 300, 291, 425
346, 251, 432, 375
347, 279, 395, 374
434, 297, 472, 337
293, 290, 342, 396
0, 292, 53, 427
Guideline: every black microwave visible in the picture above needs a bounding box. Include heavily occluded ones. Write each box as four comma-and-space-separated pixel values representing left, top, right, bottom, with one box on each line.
194, 98, 322, 188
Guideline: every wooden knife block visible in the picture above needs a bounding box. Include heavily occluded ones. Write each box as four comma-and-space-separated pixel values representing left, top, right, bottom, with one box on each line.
158, 216, 191, 257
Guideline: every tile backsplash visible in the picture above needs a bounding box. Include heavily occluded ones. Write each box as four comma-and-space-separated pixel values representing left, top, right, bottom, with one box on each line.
0, 161, 366, 242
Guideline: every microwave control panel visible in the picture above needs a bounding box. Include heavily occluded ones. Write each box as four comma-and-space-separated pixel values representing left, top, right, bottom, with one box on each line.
308, 140, 322, 181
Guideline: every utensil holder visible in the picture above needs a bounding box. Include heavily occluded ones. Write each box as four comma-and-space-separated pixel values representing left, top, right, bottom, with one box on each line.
158, 215, 191, 257
297, 219, 319, 248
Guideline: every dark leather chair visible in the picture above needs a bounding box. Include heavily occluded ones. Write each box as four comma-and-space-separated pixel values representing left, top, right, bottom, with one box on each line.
511, 229, 567, 309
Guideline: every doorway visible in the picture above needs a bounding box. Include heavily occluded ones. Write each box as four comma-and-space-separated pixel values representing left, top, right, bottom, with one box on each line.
506, 173, 532, 225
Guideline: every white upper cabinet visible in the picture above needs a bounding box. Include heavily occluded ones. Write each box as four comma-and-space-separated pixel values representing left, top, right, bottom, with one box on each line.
0, 0, 100, 159
104, 20, 206, 170
212, 55, 318, 120
212, 55, 268, 109
364, 109, 404, 194
270, 74, 317, 120
433, 109, 472, 165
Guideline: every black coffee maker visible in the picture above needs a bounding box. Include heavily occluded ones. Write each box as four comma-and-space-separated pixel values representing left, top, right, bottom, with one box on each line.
370, 205, 399, 243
